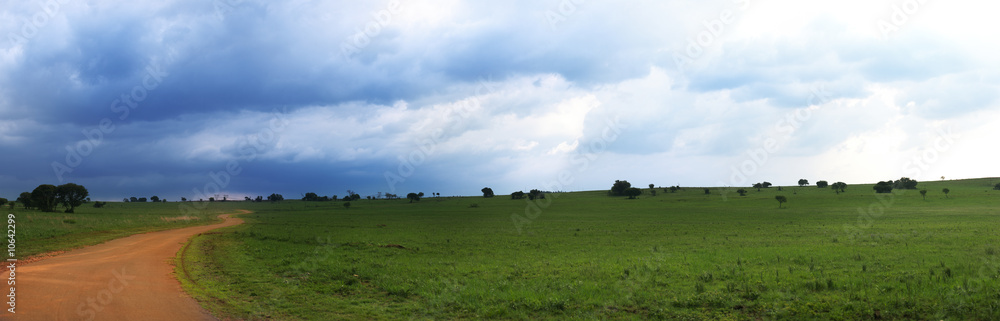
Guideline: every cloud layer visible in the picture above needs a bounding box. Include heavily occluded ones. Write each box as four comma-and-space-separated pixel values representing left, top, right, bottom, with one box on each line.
2, 0, 998, 200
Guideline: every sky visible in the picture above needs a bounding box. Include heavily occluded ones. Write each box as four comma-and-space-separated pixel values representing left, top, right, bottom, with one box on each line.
1, 0, 999, 201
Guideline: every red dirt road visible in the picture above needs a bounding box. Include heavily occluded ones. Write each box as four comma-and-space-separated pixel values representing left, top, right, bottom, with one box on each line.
10, 210, 247, 321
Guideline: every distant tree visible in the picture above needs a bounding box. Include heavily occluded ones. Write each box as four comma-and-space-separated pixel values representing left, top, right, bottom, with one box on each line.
268, 193, 284, 202
18, 192, 33, 210
704, 188, 711, 195
669, 186, 680, 193
209, 197, 215, 202
624, 187, 642, 199
892, 177, 918, 190
93, 201, 107, 208
753, 183, 763, 191
130, 196, 139, 203
942, 188, 950, 198
816, 181, 829, 188
255, 196, 264, 202
302, 192, 319, 201
798, 179, 809, 187
649, 184, 655, 189
31, 184, 59, 212
482, 187, 495, 198
528, 189, 545, 200
610, 180, 632, 196
150, 195, 160, 203
777, 186, 783, 191
775, 195, 787, 208
56, 183, 89, 213
407, 192, 422, 203
994, 183, 1000, 190
737, 188, 748, 196
343, 202, 351, 209
181, 197, 188, 202
0, 198, 6, 208
123, 198, 129, 203
919, 189, 927, 200
873, 181, 893, 194
762, 182, 772, 188
511, 191, 526, 200
832, 182, 847, 193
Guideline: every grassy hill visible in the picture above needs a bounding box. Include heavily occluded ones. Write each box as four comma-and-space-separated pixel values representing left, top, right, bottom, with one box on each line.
177, 178, 1000, 320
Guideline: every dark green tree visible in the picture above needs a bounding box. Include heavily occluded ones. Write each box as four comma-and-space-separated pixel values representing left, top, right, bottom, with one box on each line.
753, 183, 763, 191
481, 187, 495, 198
762, 182, 772, 188
407, 192, 422, 203
31, 184, 59, 212
832, 182, 847, 193
798, 179, 809, 187
610, 180, 632, 196
816, 181, 829, 188
775, 195, 787, 208
17, 192, 33, 209
150, 195, 160, 203
624, 187, 642, 199
919, 189, 927, 200
737, 188, 748, 196
893, 177, 918, 190
56, 183, 89, 213
704, 188, 711, 195
302, 192, 319, 201
0, 198, 7, 208
994, 183, 1000, 190
942, 188, 950, 198
528, 189, 544, 200
511, 191, 525, 200
873, 181, 893, 194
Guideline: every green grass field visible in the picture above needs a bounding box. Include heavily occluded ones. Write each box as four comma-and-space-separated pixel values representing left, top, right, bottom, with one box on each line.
4, 201, 229, 258
174, 178, 1000, 320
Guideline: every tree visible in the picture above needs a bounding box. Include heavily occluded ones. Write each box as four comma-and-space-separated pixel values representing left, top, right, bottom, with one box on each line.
181, 197, 188, 202
649, 184, 655, 189
892, 177, 918, 190
482, 187, 495, 198
150, 195, 160, 203
816, 181, 829, 188
668, 186, 680, 193
17, 192, 32, 210
737, 188, 748, 196
130, 196, 139, 203
775, 195, 787, 208
753, 182, 763, 191
208, 197, 215, 202
528, 189, 544, 200
832, 182, 847, 193
56, 183, 89, 213
93, 201, 107, 208
762, 182, 772, 188
942, 188, 950, 198
610, 180, 632, 196
302, 192, 319, 201
31, 184, 59, 212
407, 192, 422, 203
873, 181, 893, 194
0, 198, 6, 208
798, 179, 809, 187
704, 188, 711, 195
994, 183, 1000, 191
919, 189, 927, 200
624, 187, 642, 199
511, 191, 526, 200
268, 193, 284, 202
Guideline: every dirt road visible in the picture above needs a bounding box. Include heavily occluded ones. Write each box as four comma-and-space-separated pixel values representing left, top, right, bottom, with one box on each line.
11, 210, 247, 321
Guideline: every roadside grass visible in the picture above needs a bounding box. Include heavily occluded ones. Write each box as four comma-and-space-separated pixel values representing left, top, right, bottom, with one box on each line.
4, 201, 230, 258
178, 178, 1000, 320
